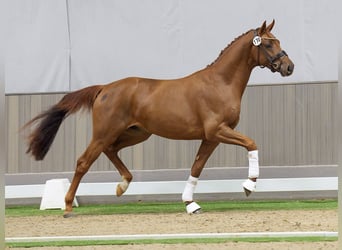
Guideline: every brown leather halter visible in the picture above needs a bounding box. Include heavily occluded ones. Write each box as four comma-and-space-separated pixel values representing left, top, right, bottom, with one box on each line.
253, 30, 287, 72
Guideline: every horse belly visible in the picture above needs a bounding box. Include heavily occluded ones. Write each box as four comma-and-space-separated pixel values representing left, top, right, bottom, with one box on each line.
140, 113, 204, 140
150, 125, 204, 140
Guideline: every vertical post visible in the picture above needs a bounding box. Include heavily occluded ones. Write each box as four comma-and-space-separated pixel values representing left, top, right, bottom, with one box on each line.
0, 2, 7, 248
0, 68, 4, 250
338, 0, 342, 246
0, 19, 5, 250
339, 15, 342, 249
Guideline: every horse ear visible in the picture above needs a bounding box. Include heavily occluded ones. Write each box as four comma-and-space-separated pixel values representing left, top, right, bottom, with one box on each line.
259, 21, 267, 35
266, 19, 275, 32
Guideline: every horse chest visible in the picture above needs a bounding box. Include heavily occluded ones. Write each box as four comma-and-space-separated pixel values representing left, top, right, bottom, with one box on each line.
222, 105, 241, 125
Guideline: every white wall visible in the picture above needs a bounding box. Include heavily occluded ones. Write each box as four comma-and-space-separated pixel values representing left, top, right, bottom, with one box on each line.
3, 0, 338, 94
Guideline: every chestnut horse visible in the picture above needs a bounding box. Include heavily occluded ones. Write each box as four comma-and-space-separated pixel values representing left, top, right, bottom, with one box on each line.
25, 20, 294, 216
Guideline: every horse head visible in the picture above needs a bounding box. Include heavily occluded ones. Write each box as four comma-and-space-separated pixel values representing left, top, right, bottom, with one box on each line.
252, 20, 294, 76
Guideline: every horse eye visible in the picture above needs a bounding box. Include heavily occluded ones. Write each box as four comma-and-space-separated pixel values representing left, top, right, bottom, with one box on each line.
265, 43, 272, 49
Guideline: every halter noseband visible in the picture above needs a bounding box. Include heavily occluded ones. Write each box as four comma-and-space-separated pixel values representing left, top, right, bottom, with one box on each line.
253, 30, 287, 72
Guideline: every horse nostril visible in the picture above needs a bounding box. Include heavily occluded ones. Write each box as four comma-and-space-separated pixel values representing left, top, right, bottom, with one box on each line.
287, 64, 294, 74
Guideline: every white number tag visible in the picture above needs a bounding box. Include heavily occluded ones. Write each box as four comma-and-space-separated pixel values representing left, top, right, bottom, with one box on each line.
253, 36, 262, 46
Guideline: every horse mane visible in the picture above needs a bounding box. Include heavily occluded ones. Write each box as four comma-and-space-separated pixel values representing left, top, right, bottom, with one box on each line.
207, 29, 254, 67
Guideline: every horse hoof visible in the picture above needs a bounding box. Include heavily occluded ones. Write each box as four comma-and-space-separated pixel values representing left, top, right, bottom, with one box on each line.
243, 187, 252, 197
192, 208, 202, 214
116, 185, 124, 197
185, 201, 202, 214
63, 212, 75, 218
242, 179, 256, 197
116, 180, 130, 197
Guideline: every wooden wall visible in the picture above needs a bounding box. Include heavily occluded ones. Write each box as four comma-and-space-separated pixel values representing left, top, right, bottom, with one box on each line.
6, 82, 337, 174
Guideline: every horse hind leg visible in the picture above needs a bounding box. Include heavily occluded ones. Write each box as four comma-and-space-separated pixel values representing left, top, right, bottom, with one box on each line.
64, 139, 104, 217
104, 129, 151, 197
104, 148, 132, 197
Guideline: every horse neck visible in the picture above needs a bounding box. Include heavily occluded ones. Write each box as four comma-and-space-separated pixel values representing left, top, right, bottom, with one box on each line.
208, 31, 256, 97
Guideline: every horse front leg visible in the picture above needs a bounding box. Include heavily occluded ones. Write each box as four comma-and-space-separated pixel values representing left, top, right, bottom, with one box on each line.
208, 123, 259, 196
242, 150, 259, 196
182, 140, 219, 214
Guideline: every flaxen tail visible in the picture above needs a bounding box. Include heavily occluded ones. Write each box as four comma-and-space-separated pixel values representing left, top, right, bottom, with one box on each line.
24, 85, 103, 160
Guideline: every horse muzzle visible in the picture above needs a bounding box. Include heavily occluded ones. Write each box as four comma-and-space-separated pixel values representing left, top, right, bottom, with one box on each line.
269, 50, 294, 77
279, 60, 294, 76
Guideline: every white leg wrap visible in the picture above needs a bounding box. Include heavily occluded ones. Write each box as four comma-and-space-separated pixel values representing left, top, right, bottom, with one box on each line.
248, 150, 259, 178
186, 202, 201, 214
182, 176, 198, 202
242, 150, 259, 194
242, 178, 257, 192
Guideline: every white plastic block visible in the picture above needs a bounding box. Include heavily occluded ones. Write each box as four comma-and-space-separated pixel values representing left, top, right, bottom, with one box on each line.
40, 178, 78, 210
